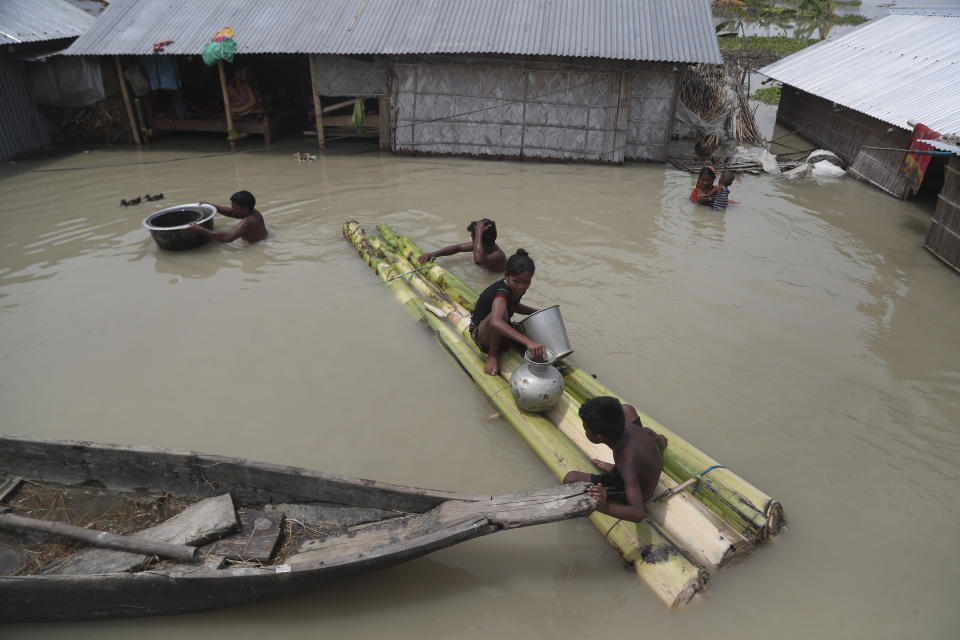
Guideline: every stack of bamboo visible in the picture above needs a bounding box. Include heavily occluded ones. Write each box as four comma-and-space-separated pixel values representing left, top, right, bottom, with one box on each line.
343, 221, 784, 607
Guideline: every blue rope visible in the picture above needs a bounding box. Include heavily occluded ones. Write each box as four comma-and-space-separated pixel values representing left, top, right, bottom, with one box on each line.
699, 464, 726, 477
692, 464, 726, 493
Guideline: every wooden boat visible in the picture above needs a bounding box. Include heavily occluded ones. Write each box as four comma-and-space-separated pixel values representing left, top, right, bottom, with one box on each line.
0, 435, 595, 622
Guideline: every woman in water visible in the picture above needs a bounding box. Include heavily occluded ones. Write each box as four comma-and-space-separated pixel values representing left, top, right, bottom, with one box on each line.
690, 165, 716, 205
470, 249, 547, 375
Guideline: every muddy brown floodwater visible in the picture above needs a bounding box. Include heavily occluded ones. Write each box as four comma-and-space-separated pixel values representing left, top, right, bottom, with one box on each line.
1, 136, 957, 639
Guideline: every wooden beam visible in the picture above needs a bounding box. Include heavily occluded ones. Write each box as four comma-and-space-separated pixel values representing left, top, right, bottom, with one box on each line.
0, 509, 198, 562
321, 98, 356, 115
114, 56, 141, 145
217, 59, 236, 147
307, 54, 325, 149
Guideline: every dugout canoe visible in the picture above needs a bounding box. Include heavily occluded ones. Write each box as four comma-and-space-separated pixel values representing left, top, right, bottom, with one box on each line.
0, 435, 595, 622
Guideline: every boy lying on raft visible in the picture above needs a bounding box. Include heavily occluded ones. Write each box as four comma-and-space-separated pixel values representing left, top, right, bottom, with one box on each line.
418, 218, 506, 272
563, 396, 668, 522
470, 249, 547, 376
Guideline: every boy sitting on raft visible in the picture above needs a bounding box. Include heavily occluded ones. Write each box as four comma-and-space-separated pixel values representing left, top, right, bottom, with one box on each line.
470, 248, 547, 376
189, 190, 267, 244
418, 218, 506, 272
563, 396, 668, 523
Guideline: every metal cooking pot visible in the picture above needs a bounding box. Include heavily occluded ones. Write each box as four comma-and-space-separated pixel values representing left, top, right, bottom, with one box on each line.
517, 305, 574, 361
142, 203, 216, 251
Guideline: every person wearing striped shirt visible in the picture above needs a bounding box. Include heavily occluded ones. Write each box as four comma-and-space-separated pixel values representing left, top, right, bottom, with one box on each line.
710, 170, 735, 211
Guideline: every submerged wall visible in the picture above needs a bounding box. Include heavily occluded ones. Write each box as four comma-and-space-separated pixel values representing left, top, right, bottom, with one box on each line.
390, 56, 678, 164
0, 52, 52, 160
924, 155, 960, 273
777, 85, 912, 198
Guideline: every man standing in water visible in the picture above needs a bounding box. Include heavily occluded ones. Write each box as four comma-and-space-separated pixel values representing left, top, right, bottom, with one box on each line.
563, 396, 667, 522
417, 218, 506, 271
189, 190, 267, 244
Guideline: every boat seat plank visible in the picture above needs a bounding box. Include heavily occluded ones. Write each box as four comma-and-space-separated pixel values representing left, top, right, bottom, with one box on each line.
200, 511, 283, 562
44, 494, 238, 575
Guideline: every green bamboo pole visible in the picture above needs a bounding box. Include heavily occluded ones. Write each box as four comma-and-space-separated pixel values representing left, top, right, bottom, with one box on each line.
377, 224, 478, 311
345, 221, 707, 607
377, 225, 784, 540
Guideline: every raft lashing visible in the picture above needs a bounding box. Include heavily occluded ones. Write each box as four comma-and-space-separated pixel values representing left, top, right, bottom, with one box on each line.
343, 221, 785, 607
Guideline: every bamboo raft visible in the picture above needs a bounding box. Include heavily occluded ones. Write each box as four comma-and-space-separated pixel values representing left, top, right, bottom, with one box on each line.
343, 221, 785, 607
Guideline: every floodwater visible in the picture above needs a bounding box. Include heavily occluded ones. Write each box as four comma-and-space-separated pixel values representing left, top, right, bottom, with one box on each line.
1, 135, 958, 639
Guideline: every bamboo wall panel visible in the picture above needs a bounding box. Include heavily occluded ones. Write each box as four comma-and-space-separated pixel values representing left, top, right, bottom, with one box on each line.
778, 85, 913, 198
625, 65, 677, 161
923, 156, 960, 273
390, 57, 675, 164
310, 55, 388, 96
0, 53, 52, 160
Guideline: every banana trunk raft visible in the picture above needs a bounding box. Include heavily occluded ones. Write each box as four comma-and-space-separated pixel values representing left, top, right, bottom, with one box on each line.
343, 221, 785, 607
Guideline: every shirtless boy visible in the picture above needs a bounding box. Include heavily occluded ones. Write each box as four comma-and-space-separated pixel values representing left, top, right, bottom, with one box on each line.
189, 190, 267, 244
417, 218, 506, 272
563, 396, 667, 523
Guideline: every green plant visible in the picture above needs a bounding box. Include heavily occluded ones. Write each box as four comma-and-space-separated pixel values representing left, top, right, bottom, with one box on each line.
750, 86, 782, 105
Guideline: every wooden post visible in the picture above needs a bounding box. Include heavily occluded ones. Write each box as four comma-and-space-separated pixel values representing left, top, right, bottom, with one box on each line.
378, 96, 390, 151
307, 54, 325, 149
114, 56, 141, 145
0, 510, 198, 562
217, 59, 236, 147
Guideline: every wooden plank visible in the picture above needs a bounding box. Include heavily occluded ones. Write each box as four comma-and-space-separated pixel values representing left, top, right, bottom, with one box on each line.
200, 510, 282, 562
114, 56, 141, 145
0, 475, 21, 503
217, 59, 236, 144
288, 484, 595, 566
0, 512, 198, 562
265, 502, 401, 528
307, 54, 325, 149
379, 96, 390, 151
44, 494, 237, 575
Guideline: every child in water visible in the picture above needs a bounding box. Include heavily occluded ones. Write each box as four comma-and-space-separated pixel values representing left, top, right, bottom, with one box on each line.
470, 249, 547, 376
563, 396, 668, 523
190, 190, 267, 244
709, 170, 734, 211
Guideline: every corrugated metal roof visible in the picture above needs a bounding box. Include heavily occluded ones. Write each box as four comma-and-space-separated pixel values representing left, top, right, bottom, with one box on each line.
759, 11, 960, 135
923, 138, 960, 156
0, 0, 96, 46
63, 0, 721, 64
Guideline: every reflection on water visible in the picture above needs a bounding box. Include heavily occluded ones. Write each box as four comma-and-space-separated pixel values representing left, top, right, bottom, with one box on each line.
0, 136, 958, 639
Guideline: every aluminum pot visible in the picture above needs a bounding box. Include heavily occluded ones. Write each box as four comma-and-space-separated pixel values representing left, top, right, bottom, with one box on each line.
142, 203, 216, 251
517, 305, 574, 361
509, 348, 565, 412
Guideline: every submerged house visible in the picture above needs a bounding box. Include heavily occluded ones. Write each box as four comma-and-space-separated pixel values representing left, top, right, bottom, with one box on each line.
759, 8, 960, 199
62, 0, 721, 164
0, 0, 96, 160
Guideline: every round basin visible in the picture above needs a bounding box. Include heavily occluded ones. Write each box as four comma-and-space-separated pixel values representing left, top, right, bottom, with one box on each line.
142, 203, 216, 251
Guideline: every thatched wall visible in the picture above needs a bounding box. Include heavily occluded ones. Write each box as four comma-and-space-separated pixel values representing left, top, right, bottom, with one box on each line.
924, 155, 960, 274
390, 56, 677, 164
777, 85, 913, 198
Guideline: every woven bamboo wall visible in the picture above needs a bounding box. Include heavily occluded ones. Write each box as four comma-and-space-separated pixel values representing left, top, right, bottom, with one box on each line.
0, 53, 52, 160
391, 57, 677, 164
924, 155, 960, 273
777, 85, 912, 198
625, 66, 678, 161
311, 55, 389, 96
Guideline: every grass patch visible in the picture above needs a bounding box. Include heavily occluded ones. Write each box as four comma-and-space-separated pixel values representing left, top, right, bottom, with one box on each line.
834, 0, 861, 5
718, 35, 821, 57
750, 86, 782, 105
